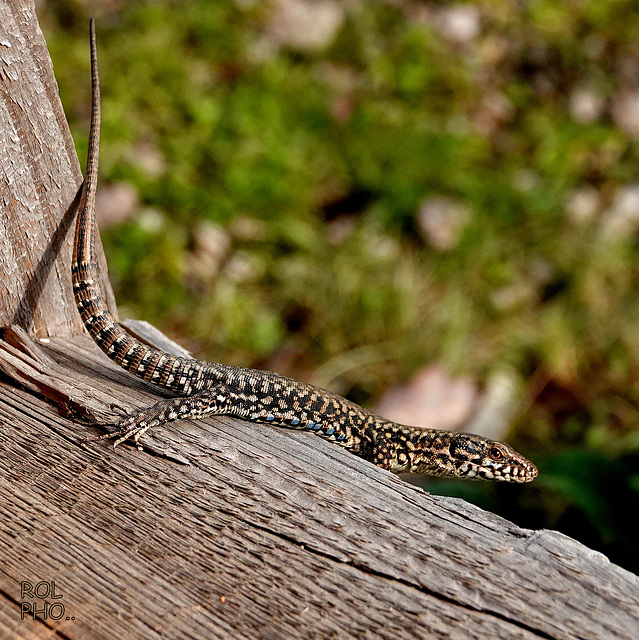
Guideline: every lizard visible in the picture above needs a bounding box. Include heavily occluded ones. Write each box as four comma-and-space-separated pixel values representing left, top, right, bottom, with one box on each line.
72, 19, 537, 483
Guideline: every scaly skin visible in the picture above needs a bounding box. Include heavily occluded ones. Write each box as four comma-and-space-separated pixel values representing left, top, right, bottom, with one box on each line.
73, 20, 537, 483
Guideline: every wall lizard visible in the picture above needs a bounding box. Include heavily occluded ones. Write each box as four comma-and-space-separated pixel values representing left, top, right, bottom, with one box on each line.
72, 20, 537, 482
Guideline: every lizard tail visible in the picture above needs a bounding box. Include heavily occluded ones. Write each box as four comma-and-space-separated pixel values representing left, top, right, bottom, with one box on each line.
72, 19, 210, 396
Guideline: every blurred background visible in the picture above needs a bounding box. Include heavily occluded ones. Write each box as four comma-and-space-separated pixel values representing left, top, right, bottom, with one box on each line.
40, 0, 639, 574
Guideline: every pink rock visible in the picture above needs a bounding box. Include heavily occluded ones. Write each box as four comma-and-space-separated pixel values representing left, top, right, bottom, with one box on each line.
95, 182, 139, 227
376, 366, 477, 431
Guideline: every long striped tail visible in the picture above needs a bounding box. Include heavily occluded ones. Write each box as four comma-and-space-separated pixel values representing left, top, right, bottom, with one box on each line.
72, 19, 210, 396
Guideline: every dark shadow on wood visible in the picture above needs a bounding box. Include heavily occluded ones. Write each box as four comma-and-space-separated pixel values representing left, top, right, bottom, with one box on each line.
10, 185, 83, 330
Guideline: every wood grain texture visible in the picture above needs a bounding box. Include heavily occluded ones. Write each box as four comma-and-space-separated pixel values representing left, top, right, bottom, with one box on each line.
0, 333, 637, 640
0, 0, 116, 335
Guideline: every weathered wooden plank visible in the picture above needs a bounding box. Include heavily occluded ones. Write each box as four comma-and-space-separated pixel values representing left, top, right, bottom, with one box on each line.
0, 335, 637, 640
0, 0, 117, 335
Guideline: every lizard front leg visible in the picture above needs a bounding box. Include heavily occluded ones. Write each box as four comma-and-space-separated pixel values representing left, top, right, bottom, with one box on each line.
88, 385, 232, 449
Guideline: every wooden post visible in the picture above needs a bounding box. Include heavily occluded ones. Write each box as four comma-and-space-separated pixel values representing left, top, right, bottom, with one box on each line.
0, 0, 116, 336
0, 2, 637, 639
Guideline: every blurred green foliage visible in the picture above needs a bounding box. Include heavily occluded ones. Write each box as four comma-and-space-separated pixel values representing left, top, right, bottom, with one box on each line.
40, 0, 639, 573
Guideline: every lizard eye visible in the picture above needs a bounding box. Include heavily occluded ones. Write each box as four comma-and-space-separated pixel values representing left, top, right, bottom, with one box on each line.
488, 447, 503, 460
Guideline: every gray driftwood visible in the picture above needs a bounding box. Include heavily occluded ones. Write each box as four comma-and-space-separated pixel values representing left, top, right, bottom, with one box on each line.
0, 2, 638, 639
1, 331, 638, 640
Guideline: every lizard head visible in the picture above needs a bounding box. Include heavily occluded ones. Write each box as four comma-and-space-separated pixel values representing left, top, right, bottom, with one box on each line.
401, 430, 538, 482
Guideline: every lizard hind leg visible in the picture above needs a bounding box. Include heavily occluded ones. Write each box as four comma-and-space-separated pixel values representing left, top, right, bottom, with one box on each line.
85, 385, 232, 450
